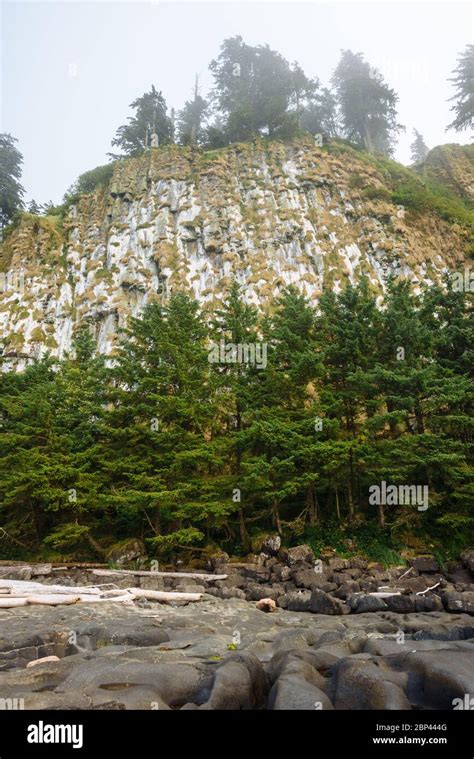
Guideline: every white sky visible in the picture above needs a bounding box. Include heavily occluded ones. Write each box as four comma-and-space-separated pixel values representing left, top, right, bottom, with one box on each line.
1, 0, 473, 204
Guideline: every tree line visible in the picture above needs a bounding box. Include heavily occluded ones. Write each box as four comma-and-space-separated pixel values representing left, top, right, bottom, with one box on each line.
0, 279, 472, 561
109, 39, 472, 160
0, 40, 473, 224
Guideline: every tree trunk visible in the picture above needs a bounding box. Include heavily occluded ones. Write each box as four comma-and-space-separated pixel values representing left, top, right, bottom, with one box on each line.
335, 488, 341, 522
305, 484, 318, 525
414, 399, 425, 434
238, 507, 251, 552
272, 500, 283, 535
377, 502, 385, 529
85, 532, 106, 558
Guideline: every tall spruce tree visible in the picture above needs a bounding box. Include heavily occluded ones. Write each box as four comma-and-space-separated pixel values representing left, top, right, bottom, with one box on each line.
447, 44, 474, 132
0, 134, 24, 228
332, 51, 404, 155
110, 85, 172, 158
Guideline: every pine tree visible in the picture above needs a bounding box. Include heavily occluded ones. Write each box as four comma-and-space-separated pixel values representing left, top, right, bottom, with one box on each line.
209, 281, 262, 549
209, 36, 311, 141
102, 294, 228, 555
332, 51, 404, 155
110, 85, 172, 158
0, 133, 24, 228
447, 44, 474, 132
177, 77, 208, 145
410, 129, 429, 164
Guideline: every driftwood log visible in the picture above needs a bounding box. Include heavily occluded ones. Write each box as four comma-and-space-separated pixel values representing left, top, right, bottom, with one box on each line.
91, 568, 227, 581
0, 578, 204, 607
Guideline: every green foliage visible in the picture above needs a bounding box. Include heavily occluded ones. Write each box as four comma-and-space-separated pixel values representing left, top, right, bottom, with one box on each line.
331, 50, 404, 156
110, 85, 172, 158
43, 522, 90, 549
0, 282, 472, 563
447, 44, 474, 132
65, 163, 115, 201
177, 80, 208, 146
0, 133, 24, 226
410, 129, 429, 164
208, 36, 318, 142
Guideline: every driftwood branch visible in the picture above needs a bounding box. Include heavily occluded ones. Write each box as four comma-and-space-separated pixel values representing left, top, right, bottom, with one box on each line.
91, 568, 227, 581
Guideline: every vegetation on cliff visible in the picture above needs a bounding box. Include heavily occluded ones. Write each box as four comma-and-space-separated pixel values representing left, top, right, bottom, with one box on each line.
0, 278, 472, 564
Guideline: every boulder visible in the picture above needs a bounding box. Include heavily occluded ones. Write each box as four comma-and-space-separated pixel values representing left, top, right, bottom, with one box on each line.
246, 583, 281, 602
442, 591, 474, 614
206, 550, 230, 571
398, 576, 436, 594
384, 595, 416, 613
267, 648, 339, 684
268, 675, 333, 710
293, 568, 331, 591
259, 535, 282, 556
409, 556, 440, 573
309, 589, 347, 615
334, 581, 361, 600
460, 549, 474, 574
206, 587, 246, 600
331, 658, 411, 710
277, 590, 312, 612
139, 576, 165, 591
446, 563, 472, 585
328, 558, 350, 572
105, 538, 146, 566
414, 595, 444, 613
200, 653, 267, 710
387, 649, 474, 709
349, 594, 388, 613
280, 545, 315, 566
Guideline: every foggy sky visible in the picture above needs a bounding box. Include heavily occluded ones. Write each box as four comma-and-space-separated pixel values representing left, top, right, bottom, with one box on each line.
1, 0, 472, 205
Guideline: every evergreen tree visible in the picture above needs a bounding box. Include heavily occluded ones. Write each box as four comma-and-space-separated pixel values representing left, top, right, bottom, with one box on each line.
209, 281, 262, 549
0, 328, 107, 553
103, 294, 228, 554
110, 85, 172, 158
177, 77, 208, 145
410, 129, 429, 164
332, 51, 404, 155
209, 36, 312, 141
300, 87, 340, 138
0, 133, 24, 228
447, 44, 474, 132
27, 200, 43, 215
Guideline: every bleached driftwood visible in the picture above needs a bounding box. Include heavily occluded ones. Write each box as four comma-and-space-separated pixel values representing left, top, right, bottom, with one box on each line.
0, 578, 203, 607
416, 582, 441, 595
398, 566, 416, 581
26, 594, 81, 606
91, 569, 227, 581
0, 579, 103, 596
126, 588, 203, 602
0, 597, 29, 608
369, 591, 402, 598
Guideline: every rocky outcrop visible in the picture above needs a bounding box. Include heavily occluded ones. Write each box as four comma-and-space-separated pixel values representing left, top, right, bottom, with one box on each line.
1, 594, 474, 710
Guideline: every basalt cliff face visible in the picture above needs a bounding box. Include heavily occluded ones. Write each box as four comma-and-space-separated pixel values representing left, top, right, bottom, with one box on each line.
0, 137, 472, 369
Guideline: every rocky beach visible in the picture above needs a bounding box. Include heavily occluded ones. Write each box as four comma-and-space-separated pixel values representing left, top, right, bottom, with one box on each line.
1, 545, 474, 711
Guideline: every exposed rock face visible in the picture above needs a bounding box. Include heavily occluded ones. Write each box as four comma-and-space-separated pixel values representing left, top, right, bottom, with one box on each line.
0, 138, 470, 369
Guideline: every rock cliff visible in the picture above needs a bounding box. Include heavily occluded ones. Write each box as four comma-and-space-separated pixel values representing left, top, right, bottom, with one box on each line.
0, 137, 472, 368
